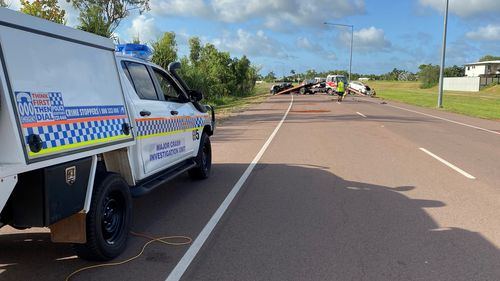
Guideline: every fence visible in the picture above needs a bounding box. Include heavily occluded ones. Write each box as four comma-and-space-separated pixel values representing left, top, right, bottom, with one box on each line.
443, 77, 480, 92
480, 76, 500, 87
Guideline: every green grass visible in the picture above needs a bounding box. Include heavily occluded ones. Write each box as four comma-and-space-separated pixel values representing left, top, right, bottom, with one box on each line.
366, 81, 500, 120
206, 82, 271, 120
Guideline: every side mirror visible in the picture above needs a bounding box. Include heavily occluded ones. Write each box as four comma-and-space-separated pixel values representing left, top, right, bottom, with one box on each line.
189, 90, 203, 102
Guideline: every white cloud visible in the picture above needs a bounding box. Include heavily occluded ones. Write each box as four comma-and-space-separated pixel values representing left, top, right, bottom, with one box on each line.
126, 15, 161, 43
150, 0, 365, 30
418, 0, 500, 18
5, 0, 21, 10
326, 53, 337, 60
211, 0, 267, 22
58, 0, 79, 27
466, 24, 500, 41
150, 0, 209, 17
296, 37, 323, 52
295, 37, 337, 60
338, 26, 391, 53
212, 29, 287, 57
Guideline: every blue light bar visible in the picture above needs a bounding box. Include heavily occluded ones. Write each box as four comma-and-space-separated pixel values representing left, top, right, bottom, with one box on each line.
115, 44, 152, 60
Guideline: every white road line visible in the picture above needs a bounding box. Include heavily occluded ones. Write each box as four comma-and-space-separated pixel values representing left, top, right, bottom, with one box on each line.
356, 112, 367, 118
386, 104, 500, 136
165, 94, 294, 281
419, 148, 476, 179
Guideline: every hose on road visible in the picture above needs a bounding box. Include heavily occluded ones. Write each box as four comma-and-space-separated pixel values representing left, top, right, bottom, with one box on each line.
65, 231, 192, 281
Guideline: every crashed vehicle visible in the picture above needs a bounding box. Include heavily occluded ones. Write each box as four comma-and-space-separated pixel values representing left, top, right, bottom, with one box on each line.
270, 82, 293, 94
348, 81, 376, 96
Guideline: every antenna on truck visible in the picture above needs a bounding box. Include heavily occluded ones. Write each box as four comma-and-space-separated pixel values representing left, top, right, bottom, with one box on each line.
168, 61, 191, 91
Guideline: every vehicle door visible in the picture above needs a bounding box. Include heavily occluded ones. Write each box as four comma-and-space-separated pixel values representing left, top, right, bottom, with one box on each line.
121, 61, 186, 179
150, 67, 198, 160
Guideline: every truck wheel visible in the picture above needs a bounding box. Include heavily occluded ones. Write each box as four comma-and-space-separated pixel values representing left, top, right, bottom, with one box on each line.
299, 87, 306, 95
189, 132, 212, 180
73, 173, 132, 261
327, 88, 333, 95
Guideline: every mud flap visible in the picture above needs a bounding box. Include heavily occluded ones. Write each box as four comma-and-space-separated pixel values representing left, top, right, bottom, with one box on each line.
49, 211, 87, 243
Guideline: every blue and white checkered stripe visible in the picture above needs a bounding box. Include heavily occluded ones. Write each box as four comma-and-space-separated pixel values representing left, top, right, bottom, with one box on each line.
49, 92, 64, 106
24, 118, 127, 149
137, 116, 210, 138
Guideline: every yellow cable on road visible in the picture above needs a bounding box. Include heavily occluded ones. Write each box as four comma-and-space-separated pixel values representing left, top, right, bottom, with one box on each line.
65, 232, 192, 281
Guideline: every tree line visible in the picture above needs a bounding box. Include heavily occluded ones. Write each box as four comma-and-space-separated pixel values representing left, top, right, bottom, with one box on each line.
262, 65, 465, 89
150, 33, 258, 101
264, 61, 498, 89
265, 53, 498, 89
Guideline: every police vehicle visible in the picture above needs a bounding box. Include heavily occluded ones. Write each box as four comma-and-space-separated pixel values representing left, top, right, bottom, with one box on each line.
0, 8, 215, 260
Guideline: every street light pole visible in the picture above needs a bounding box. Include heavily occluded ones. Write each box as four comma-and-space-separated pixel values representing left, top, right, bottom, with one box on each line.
324, 22, 354, 81
349, 24, 353, 83
437, 0, 449, 108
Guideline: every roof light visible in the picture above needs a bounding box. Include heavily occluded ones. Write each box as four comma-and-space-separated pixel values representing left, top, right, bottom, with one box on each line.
115, 44, 152, 60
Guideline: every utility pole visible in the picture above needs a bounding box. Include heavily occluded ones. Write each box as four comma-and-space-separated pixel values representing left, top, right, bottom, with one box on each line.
324, 22, 354, 81
437, 0, 449, 108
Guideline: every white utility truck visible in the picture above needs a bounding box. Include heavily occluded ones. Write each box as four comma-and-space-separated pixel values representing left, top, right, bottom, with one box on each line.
0, 8, 215, 260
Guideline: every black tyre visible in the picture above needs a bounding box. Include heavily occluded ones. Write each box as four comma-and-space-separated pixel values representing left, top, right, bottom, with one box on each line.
327, 88, 333, 95
299, 87, 306, 95
73, 173, 132, 261
189, 132, 212, 180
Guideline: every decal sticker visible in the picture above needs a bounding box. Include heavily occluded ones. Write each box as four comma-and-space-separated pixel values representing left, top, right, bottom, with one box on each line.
15, 91, 67, 123
149, 139, 186, 161
15, 91, 126, 124
65, 105, 126, 119
192, 129, 200, 141
15, 92, 37, 124
47, 92, 67, 121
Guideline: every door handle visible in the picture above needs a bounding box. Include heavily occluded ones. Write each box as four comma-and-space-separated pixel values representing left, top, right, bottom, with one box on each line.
170, 110, 179, 115
140, 110, 151, 116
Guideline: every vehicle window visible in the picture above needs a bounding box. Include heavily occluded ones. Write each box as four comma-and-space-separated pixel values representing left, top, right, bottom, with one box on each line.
152, 68, 184, 102
124, 62, 158, 100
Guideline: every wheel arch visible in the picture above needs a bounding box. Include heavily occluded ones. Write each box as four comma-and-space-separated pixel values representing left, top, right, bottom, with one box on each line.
82, 150, 134, 214
203, 124, 214, 136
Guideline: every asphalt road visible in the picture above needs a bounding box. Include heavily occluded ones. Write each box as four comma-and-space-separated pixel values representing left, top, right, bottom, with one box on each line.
1, 93, 500, 281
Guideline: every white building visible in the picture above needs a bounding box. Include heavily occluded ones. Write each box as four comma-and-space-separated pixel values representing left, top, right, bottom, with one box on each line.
444, 60, 500, 92
464, 60, 500, 77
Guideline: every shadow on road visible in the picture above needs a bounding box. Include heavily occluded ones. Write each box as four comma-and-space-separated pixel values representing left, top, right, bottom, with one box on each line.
1, 164, 499, 281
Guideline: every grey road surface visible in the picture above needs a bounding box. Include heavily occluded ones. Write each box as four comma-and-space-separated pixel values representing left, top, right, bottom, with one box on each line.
1, 93, 499, 281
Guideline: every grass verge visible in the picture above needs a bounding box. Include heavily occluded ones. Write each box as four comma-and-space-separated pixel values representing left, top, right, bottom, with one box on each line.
206, 82, 271, 122
367, 81, 500, 120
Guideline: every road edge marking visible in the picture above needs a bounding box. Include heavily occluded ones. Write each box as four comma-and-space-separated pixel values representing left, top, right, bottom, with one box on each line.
386, 104, 500, 136
356, 112, 367, 118
419, 147, 476, 179
165, 94, 294, 281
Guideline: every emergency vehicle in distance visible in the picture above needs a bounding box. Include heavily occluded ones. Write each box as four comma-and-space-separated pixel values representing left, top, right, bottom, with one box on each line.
0, 8, 215, 260
325, 74, 348, 95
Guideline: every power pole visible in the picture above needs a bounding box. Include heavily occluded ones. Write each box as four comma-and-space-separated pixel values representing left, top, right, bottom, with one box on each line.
437, 0, 449, 108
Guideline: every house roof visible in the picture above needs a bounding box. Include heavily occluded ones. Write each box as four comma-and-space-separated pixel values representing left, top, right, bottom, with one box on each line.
464, 60, 500, 66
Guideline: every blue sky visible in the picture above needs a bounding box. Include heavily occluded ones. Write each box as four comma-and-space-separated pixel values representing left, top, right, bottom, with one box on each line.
6, 0, 500, 75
